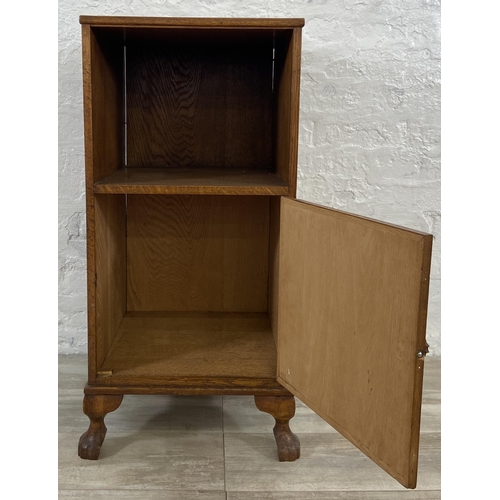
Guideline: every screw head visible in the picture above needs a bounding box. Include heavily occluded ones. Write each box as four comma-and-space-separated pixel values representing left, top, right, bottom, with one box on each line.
417, 351, 424, 358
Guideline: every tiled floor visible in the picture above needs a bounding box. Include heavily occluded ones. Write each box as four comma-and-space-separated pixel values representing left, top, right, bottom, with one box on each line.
59, 355, 441, 499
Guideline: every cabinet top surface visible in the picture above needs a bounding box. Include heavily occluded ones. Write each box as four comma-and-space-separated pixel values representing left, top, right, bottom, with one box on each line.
79, 15, 305, 28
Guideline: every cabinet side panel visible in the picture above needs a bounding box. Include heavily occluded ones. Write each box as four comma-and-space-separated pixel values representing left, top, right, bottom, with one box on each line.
127, 195, 269, 312
268, 196, 281, 345
95, 195, 127, 369
274, 28, 301, 196
82, 25, 97, 380
82, 26, 125, 380
89, 27, 125, 181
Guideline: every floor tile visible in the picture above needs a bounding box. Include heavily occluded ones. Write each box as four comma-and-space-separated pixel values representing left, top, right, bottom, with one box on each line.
58, 354, 440, 496
59, 431, 224, 491
60, 393, 223, 433
227, 492, 441, 499
223, 397, 439, 436
223, 396, 336, 434
59, 491, 226, 499
224, 432, 440, 492
420, 403, 441, 434
421, 357, 441, 404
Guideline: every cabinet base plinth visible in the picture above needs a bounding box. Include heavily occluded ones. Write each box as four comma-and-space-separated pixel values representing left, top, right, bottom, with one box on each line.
78, 385, 300, 462
83, 379, 292, 397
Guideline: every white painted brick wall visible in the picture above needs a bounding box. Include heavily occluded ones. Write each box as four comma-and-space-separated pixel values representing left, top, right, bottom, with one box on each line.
58, 0, 441, 355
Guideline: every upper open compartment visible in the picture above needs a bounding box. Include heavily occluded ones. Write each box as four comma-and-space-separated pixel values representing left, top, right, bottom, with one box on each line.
81, 17, 303, 195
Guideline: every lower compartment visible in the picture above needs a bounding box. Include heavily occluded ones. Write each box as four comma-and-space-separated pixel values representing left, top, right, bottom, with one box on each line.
96, 312, 279, 386
91, 194, 283, 394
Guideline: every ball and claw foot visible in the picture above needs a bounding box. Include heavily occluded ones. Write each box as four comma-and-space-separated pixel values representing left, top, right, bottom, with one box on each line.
78, 394, 123, 460
254, 395, 300, 462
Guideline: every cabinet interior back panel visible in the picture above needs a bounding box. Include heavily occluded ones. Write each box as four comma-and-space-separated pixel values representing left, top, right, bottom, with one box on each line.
126, 35, 274, 168
127, 195, 270, 312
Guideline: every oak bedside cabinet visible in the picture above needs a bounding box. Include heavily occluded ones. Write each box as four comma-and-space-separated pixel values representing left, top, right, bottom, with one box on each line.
77, 15, 433, 489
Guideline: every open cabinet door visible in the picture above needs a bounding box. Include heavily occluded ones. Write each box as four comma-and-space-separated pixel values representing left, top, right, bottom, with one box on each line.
277, 197, 432, 489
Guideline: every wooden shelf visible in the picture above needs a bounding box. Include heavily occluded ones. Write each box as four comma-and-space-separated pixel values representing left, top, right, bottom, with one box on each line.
94, 167, 288, 195
98, 312, 277, 383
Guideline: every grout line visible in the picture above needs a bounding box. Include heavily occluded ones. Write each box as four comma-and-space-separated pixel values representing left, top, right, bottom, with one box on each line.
58, 489, 229, 492
58, 489, 443, 493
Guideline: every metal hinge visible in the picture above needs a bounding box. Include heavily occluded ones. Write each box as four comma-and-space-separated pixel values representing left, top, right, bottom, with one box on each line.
417, 341, 430, 358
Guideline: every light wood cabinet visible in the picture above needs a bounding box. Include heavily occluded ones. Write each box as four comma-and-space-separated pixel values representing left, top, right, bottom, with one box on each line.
77, 16, 432, 489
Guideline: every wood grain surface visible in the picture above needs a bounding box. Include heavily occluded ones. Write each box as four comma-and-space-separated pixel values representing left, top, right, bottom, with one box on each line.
254, 395, 300, 462
84, 28, 124, 184
80, 16, 305, 28
277, 197, 432, 489
78, 394, 124, 460
126, 36, 273, 168
274, 28, 302, 197
82, 25, 125, 382
127, 195, 270, 312
94, 167, 288, 195
94, 195, 127, 370
267, 196, 281, 344
98, 312, 277, 381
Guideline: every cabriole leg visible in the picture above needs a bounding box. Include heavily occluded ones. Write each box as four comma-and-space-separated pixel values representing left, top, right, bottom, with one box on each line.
78, 394, 123, 460
254, 395, 300, 462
